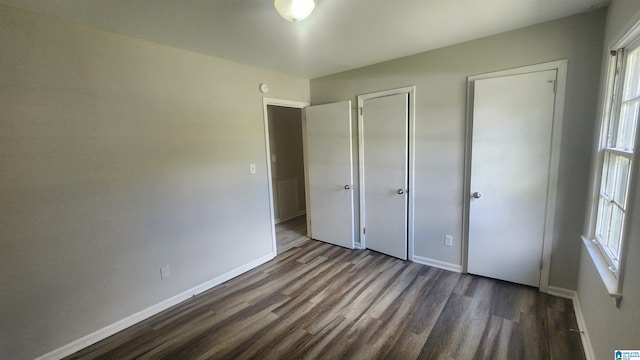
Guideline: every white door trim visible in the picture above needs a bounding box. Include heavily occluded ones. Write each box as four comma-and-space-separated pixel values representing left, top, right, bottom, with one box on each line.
357, 86, 416, 260
262, 97, 310, 256
463, 60, 567, 292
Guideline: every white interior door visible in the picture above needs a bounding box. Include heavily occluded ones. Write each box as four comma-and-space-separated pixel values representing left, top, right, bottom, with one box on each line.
305, 101, 355, 249
468, 70, 557, 287
361, 93, 409, 259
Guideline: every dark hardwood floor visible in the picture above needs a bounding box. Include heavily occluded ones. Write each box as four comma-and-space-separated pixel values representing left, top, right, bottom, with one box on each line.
65, 240, 585, 360
276, 214, 309, 254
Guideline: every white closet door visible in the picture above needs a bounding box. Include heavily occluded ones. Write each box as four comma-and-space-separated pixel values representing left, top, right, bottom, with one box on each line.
468, 70, 557, 287
361, 94, 409, 259
305, 101, 355, 249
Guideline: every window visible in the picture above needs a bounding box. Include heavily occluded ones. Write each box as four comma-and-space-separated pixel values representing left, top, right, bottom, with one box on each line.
595, 47, 640, 270
584, 38, 640, 303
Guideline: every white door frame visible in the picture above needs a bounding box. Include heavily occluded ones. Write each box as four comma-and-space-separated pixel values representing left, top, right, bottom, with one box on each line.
357, 86, 416, 260
463, 60, 567, 292
262, 97, 310, 256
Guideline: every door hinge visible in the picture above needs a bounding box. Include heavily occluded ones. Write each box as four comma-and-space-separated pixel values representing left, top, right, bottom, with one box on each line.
359, 107, 363, 116
540, 260, 544, 270
363, 227, 366, 235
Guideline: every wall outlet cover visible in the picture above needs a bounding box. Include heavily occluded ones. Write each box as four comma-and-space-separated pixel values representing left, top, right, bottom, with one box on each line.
445, 235, 454, 247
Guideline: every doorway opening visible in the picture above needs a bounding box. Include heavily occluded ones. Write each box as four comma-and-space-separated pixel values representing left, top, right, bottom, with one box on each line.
264, 101, 310, 254
264, 98, 356, 255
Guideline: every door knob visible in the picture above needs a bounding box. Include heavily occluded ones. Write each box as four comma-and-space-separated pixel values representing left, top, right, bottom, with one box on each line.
397, 189, 405, 195
344, 185, 352, 190
472, 192, 482, 199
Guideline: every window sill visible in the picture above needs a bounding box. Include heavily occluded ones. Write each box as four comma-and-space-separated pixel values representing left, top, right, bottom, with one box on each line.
581, 235, 622, 306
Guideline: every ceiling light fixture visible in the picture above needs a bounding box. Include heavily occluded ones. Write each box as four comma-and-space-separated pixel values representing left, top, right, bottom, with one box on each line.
274, 0, 315, 22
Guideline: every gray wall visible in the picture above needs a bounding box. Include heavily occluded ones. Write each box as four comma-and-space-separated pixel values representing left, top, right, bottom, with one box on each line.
0, 5, 309, 359
267, 105, 306, 221
310, 10, 606, 290
576, 0, 640, 358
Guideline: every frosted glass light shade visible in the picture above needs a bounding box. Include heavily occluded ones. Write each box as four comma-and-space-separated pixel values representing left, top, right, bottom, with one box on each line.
274, 0, 315, 22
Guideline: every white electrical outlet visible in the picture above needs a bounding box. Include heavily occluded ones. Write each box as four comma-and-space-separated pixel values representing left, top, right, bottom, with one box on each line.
160, 265, 171, 280
249, 163, 256, 174
445, 235, 453, 247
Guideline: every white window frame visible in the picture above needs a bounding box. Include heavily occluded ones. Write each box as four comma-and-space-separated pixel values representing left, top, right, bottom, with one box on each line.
583, 23, 640, 306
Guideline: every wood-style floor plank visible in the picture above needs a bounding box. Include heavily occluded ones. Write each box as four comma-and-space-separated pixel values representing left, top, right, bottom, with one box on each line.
276, 214, 309, 254
65, 240, 586, 360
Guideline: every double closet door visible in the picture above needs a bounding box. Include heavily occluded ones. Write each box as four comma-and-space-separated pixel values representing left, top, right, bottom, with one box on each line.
304, 89, 412, 260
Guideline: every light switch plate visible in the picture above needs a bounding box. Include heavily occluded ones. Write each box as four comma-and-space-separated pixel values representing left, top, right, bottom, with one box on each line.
160, 265, 171, 280
249, 163, 256, 174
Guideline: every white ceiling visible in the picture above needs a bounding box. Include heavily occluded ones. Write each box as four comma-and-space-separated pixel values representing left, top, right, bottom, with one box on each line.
1, 0, 610, 78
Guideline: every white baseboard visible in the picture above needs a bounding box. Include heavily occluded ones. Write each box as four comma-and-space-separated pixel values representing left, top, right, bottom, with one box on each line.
412, 255, 462, 273
547, 286, 595, 360
547, 286, 575, 299
571, 291, 596, 360
35, 252, 275, 360
274, 210, 306, 225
